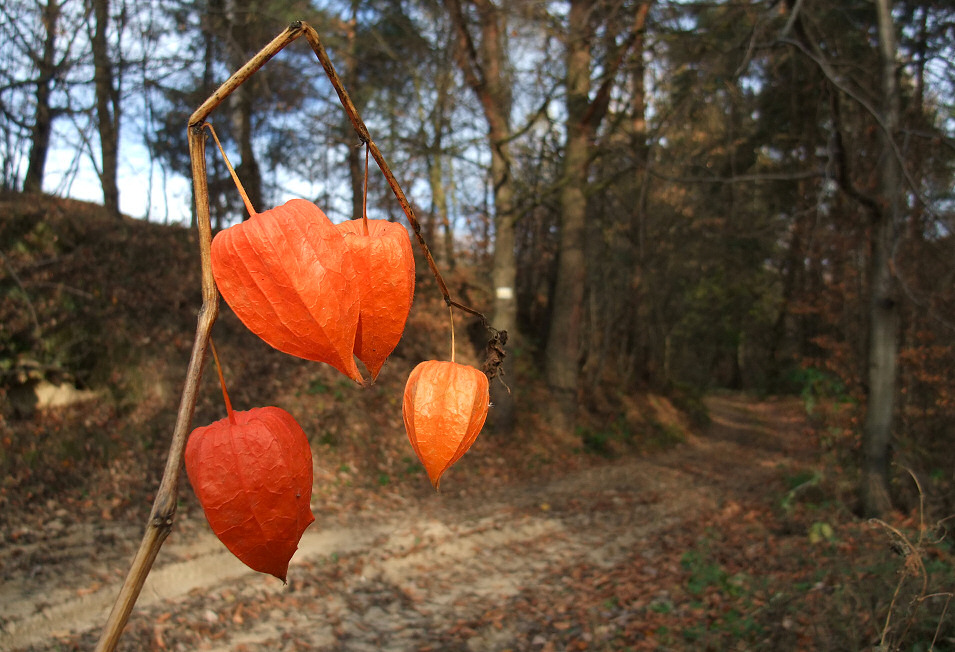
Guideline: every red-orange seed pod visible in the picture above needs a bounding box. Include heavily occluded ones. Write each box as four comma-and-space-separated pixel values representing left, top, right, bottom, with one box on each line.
402, 360, 490, 489
211, 199, 363, 383
337, 219, 415, 380
185, 406, 315, 581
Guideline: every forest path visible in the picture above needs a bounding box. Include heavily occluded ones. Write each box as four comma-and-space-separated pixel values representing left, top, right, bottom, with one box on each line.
0, 394, 814, 651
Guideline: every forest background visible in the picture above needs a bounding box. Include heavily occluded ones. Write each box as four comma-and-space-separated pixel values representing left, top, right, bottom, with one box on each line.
3, 0, 955, 648
2, 0, 955, 542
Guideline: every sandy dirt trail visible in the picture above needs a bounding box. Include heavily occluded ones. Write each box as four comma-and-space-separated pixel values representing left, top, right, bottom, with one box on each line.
0, 395, 810, 651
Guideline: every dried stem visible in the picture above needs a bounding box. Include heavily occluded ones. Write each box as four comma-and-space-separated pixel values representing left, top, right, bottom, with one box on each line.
361, 144, 370, 235
95, 110, 219, 652
449, 306, 456, 364
299, 24, 479, 320
97, 20, 500, 651
929, 594, 951, 652
205, 123, 257, 217
210, 339, 235, 424
872, 466, 943, 650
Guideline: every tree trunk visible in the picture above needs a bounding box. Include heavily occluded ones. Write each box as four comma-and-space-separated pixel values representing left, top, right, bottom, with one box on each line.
614, 2, 652, 386
862, 0, 901, 517
196, 5, 220, 229
545, 0, 592, 397
478, 10, 517, 340
90, 0, 121, 220
487, 118, 517, 431
344, 2, 363, 222
427, 147, 455, 269
224, 0, 262, 216
488, 138, 517, 336
23, 0, 60, 194
233, 94, 262, 214
445, 0, 518, 431
626, 2, 651, 384
430, 65, 455, 270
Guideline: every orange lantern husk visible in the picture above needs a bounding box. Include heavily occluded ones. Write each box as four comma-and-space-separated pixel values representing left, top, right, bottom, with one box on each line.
337, 219, 415, 380
185, 406, 315, 581
211, 198, 363, 383
402, 360, 490, 489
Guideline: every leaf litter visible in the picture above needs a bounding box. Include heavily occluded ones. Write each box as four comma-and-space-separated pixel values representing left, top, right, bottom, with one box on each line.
6, 395, 935, 651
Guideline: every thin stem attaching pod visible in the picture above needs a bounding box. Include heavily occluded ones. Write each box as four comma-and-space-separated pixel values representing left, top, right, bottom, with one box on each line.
95, 94, 220, 652
210, 339, 236, 425
298, 25, 489, 323
449, 306, 456, 364
205, 123, 257, 218
361, 144, 370, 236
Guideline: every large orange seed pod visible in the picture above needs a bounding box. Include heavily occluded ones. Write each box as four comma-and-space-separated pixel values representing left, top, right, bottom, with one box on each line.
337, 219, 415, 380
211, 199, 363, 383
402, 360, 490, 489
185, 406, 315, 581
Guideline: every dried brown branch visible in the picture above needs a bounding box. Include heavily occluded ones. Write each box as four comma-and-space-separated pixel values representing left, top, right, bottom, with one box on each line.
96, 20, 502, 650
94, 120, 219, 652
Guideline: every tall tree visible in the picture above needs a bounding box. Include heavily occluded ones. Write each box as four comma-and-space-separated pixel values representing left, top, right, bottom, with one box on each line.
545, 0, 649, 401
544, 0, 594, 398
444, 0, 517, 336
89, 0, 122, 220
22, 0, 61, 193
415, 14, 458, 269
780, 0, 908, 515
219, 0, 264, 214
342, 0, 364, 222
861, 0, 902, 517
445, 0, 519, 428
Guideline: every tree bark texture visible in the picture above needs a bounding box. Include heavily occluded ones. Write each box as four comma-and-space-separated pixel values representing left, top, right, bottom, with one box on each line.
224, 0, 263, 215
626, 1, 651, 384
545, 0, 593, 395
427, 146, 455, 269
444, 0, 516, 336
24, 0, 60, 194
445, 0, 518, 430
344, 1, 363, 222
90, 0, 121, 220
862, 0, 901, 518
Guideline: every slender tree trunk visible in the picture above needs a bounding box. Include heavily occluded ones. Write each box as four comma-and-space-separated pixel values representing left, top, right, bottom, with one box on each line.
479, 13, 517, 340
24, 0, 60, 194
427, 145, 455, 269
545, 0, 593, 396
487, 122, 517, 431
225, 0, 262, 215
627, 1, 651, 385
90, 0, 121, 220
448, 0, 518, 333
233, 93, 261, 213
430, 68, 455, 270
347, 139, 363, 221
194, 6, 220, 229
488, 137, 516, 335
862, 0, 901, 517
445, 0, 518, 430
344, 1, 363, 222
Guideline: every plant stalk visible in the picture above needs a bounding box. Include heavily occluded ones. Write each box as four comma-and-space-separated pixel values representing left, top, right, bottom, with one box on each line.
97, 21, 498, 649
95, 114, 219, 652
